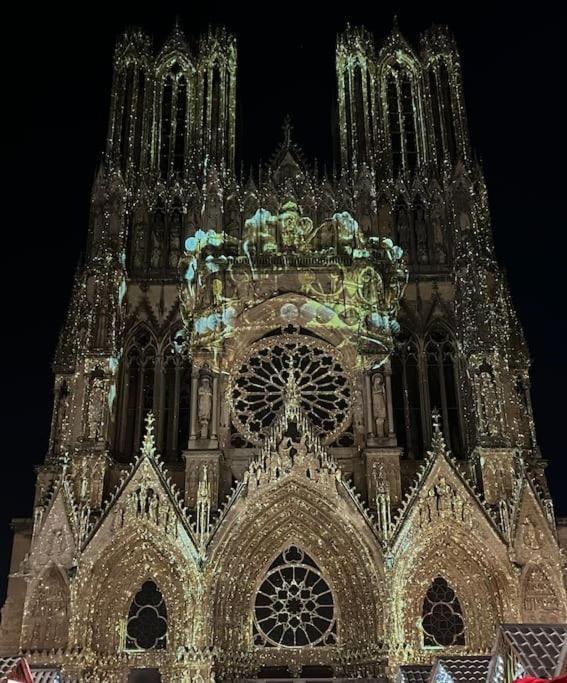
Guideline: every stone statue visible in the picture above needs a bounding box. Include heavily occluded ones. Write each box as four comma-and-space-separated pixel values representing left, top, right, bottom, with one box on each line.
396, 207, 410, 254
378, 201, 392, 237
225, 198, 241, 237
85, 369, 106, 441
358, 192, 372, 235
432, 205, 447, 264
458, 211, 472, 233
198, 375, 213, 439
133, 219, 146, 269
478, 370, 501, 437
414, 207, 428, 264
203, 193, 222, 232
371, 373, 387, 437
151, 214, 165, 269
169, 211, 182, 269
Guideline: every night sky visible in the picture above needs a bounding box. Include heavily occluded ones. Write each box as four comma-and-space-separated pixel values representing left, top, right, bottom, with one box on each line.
3, 3, 565, 603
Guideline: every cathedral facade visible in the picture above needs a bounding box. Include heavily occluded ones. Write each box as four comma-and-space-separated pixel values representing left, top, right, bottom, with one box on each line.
0, 21, 565, 683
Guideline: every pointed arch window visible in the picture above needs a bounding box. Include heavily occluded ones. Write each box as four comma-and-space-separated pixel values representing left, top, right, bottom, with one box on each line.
253, 546, 337, 648
160, 334, 192, 459
421, 576, 465, 647
391, 333, 424, 458
125, 580, 168, 651
384, 64, 422, 175
158, 61, 191, 179
119, 327, 157, 459
429, 62, 457, 164
425, 325, 463, 456
145, 199, 186, 278
113, 62, 147, 172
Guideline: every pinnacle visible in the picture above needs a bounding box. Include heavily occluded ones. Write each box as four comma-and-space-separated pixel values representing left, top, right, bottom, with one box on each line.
430, 408, 448, 456
141, 411, 157, 458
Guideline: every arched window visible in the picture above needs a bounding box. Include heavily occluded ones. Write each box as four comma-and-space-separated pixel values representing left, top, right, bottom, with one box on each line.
439, 64, 456, 162
126, 580, 167, 651
133, 69, 146, 169
112, 62, 147, 173
159, 75, 173, 178
391, 333, 424, 458
428, 62, 457, 164
343, 70, 353, 164
119, 327, 157, 459
210, 65, 222, 157
353, 64, 369, 162
429, 68, 443, 162
425, 325, 463, 456
173, 74, 188, 175
158, 61, 190, 179
384, 64, 421, 175
386, 72, 402, 175
120, 64, 136, 166
253, 546, 336, 648
421, 577, 465, 647
160, 336, 191, 460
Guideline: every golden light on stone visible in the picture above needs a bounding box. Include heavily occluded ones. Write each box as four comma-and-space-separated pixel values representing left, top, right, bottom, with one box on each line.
0, 17, 565, 683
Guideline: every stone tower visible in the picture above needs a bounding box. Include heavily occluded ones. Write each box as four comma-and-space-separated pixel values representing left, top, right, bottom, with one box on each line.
0, 21, 565, 683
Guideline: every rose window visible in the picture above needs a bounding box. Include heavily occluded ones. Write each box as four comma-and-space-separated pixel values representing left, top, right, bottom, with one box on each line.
253, 546, 337, 648
229, 334, 351, 445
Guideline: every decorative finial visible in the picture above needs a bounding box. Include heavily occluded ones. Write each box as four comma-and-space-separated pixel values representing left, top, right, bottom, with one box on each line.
393, 14, 400, 32
282, 115, 293, 147
430, 408, 448, 458
432, 407, 441, 433
141, 412, 156, 458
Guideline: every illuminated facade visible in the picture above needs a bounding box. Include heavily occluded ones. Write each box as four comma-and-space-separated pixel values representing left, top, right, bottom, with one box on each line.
0, 21, 565, 683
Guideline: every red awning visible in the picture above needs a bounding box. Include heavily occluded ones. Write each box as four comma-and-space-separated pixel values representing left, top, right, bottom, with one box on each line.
4, 657, 34, 683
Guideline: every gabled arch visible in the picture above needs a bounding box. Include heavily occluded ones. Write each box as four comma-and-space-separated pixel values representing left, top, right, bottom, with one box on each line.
392, 505, 516, 655
206, 476, 385, 661
74, 528, 200, 656
22, 563, 70, 650
521, 563, 566, 623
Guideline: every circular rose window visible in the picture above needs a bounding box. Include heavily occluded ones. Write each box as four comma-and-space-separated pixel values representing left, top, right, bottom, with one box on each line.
229, 333, 351, 445
253, 546, 337, 648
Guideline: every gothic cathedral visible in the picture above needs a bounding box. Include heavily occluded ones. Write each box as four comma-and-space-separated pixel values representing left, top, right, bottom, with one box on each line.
1, 21, 565, 683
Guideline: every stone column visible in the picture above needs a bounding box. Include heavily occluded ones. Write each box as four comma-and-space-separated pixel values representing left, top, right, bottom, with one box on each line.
189, 368, 199, 441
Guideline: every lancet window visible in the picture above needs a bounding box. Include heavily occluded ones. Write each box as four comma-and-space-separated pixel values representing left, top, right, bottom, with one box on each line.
383, 63, 422, 175
129, 199, 186, 278
157, 60, 191, 179
391, 326, 463, 458
117, 326, 191, 461
113, 62, 147, 172
428, 61, 457, 164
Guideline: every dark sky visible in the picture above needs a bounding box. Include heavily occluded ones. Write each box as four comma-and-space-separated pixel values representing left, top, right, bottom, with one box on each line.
3, 3, 565, 603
